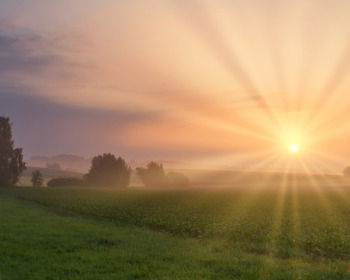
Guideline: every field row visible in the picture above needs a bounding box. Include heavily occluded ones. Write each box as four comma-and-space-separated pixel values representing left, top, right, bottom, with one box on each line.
3, 185, 350, 261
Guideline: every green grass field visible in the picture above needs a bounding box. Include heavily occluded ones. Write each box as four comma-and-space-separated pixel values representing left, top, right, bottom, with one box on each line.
1, 186, 350, 279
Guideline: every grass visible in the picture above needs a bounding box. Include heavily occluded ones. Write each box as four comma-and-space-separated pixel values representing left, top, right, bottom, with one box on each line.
1, 186, 350, 279
4, 185, 350, 260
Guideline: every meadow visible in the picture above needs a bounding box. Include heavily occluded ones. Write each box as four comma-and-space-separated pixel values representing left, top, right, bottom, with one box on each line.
3, 193, 350, 280
2, 182, 350, 265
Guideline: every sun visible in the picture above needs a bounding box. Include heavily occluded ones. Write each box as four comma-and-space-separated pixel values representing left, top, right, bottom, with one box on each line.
289, 144, 299, 153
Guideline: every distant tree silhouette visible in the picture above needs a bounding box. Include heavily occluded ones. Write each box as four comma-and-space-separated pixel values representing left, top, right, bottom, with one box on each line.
31, 170, 43, 187
0, 117, 26, 187
137, 162, 189, 188
46, 162, 61, 170
85, 153, 131, 187
47, 177, 85, 187
344, 166, 350, 178
167, 171, 189, 188
137, 162, 167, 188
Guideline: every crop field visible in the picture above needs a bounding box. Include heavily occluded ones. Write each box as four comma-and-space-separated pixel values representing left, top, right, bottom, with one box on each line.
3, 183, 350, 264
3, 192, 350, 280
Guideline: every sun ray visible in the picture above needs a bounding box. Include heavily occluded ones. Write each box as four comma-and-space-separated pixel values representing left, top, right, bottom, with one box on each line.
306, 38, 350, 127
264, 160, 290, 257
290, 173, 301, 259
297, 160, 346, 229
169, 0, 280, 126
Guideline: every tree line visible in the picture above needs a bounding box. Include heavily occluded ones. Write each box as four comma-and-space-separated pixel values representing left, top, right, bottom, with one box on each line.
2, 116, 350, 188
0, 116, 189, 188
44, 154, 189, 188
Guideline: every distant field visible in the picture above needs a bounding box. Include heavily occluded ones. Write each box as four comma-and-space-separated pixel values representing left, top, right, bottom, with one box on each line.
19, 166, 349, 188
1, 189, 350, 280
3, 184, 350, 263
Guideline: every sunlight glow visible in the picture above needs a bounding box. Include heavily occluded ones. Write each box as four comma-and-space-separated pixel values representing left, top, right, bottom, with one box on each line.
289, 144, 299, 153
7, 0, 349, 173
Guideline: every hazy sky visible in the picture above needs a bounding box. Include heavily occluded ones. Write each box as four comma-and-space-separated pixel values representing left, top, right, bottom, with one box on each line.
1, 0, 350, 171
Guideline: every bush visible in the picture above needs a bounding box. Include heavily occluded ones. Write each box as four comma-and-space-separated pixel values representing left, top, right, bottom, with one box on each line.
47, 177, 85, 187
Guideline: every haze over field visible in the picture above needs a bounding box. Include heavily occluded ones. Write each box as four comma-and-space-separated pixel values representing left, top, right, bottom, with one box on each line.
1, 0, 350, 173
3, 2, 350, 279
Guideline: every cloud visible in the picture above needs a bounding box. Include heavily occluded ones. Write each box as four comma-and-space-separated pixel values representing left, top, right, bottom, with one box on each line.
0, 90, 161, 157
0, 33, 59, 74
0, 19, 17, 30
0, 11, 277, 159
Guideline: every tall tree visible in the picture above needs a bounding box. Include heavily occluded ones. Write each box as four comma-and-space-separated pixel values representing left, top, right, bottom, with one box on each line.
85, 153, 131, 188
31, 170, 43, 187
0, 117, 26, 187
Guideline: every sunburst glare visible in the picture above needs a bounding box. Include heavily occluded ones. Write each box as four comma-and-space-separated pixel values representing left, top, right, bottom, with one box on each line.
289, 144, 299, 153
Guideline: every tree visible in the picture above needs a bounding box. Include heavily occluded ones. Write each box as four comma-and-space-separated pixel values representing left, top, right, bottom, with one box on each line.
31, 170, 43, 187
0, 117, 26, 187
167, 172, 189, 188
344, 166, 350, 178
136, 162, 167, 188
85, 153, 131, 187
137, 162, 190, 188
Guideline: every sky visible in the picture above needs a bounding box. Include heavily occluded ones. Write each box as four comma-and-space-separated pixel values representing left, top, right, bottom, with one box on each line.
1, 0, 350, 172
